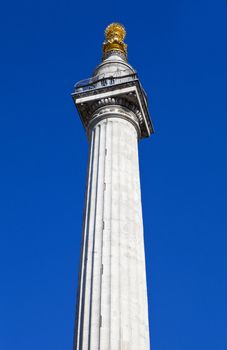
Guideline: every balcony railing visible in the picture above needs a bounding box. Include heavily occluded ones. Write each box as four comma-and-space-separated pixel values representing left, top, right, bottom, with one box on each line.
74, 70, 138, 93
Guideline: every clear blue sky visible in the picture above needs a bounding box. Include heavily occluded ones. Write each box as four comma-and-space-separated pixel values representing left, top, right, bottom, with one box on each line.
0, 1, 226, 349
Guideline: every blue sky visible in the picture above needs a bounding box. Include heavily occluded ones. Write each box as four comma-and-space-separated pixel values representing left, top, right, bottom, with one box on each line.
0, 0, 226, 349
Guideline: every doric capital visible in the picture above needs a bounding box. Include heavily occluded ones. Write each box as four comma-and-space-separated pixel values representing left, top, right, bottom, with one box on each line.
87, 104, 140, 138
72, 75, 153, 140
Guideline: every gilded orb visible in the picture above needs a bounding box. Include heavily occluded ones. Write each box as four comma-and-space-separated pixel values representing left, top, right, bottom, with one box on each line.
103, 23, 127, 56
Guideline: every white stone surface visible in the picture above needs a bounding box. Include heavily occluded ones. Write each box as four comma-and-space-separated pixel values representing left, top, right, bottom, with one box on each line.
74, 116, 150, 350
93, 53, 135, 79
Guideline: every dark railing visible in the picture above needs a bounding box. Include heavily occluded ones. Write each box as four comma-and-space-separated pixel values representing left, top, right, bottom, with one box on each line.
74, 71, 138, 93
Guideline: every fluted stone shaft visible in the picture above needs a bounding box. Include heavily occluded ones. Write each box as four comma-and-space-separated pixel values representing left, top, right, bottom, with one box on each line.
74, 115, 150, 350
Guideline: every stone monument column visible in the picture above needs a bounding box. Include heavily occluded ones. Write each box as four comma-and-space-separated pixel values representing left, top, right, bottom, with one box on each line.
72, 23, 154, 350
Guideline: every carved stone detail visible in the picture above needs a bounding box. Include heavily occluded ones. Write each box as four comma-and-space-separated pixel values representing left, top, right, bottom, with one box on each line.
84, 97, 143, 137
87, 105, 141, 138
102, 49, 127, 61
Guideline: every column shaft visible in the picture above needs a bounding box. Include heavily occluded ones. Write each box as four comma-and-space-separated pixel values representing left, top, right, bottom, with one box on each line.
74, 117, 150, 350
